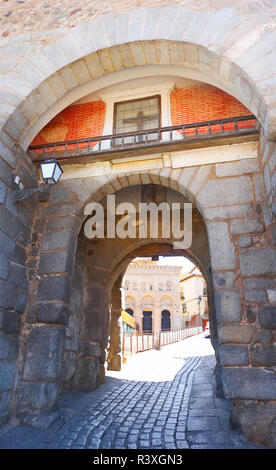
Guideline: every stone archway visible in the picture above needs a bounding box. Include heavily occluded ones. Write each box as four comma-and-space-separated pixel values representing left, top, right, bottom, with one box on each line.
11, 154, 275, 447
0, 2, 275, 449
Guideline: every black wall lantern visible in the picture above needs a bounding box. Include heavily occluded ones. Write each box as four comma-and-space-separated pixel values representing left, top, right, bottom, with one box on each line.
13, 158, 63, 201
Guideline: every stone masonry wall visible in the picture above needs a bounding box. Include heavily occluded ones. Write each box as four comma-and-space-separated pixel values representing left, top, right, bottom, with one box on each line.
14, 183, 81, 414
0, 133, 37, 424
0, 0, 274, 448
0, 1, 274, 39
0, 4, 276, 149
0, 151, 274, 446
59, 229, 86, 390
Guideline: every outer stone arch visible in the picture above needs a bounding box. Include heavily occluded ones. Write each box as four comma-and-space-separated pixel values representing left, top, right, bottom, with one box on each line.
0, 4, 275, 143
1, 9, 275, 147
19, 47, 261, 151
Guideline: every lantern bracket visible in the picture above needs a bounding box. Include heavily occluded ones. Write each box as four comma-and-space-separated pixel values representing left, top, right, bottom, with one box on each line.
12, 158, 63, 202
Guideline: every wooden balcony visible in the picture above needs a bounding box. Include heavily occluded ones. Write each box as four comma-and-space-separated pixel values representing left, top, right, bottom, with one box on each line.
29, 115, 259, 166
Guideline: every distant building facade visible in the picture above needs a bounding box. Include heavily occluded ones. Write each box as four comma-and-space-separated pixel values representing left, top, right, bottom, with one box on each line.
180, 268, 208, 329
122, 260, 183, 333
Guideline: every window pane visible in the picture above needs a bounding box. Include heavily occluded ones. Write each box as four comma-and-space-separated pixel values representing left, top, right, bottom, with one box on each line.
114, 96, 160, 139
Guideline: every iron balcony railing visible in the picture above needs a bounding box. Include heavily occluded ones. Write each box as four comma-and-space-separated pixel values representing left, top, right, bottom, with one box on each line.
29, 114, 258, 164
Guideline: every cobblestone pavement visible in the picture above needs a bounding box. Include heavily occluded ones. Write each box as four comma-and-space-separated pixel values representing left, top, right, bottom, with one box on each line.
0, 334, 264, 450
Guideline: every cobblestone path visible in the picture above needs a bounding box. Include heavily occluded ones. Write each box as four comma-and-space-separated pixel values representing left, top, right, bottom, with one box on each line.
47, 357, 201, 450
0, 335, 263, 450
44, 351, 258, 449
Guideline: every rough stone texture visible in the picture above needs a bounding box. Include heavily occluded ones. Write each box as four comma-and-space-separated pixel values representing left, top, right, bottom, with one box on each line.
59, 350, 76, 385
215, 290, 241, 324
231, 401, 276, 449
250, 343, 276, 366
0, 1, 271, 39
37, 276, 71, 303
0, 391, 10, 427
230, 217, 263, 235
267, 289, 276, 302
16, 382, 59, 414
240, 248, 276, 276
218, 325, 256, 344
219, 345, 249, 366
73, 357, 100, 391
252, 329, 272, 344
222, 368, 276, 400
0, 362, 16, 391
198, 177, 254, 209
23, 326, 66, 381
20, 411, 60, 430
244, 290, 267, 303
212, 272, 237, 289
258, 306, 276, 329
215, 160, 258, 177
0, 143, 35, 432
243, 277, 275, 289
79, 343, 101, 358
207, 222, 236, 270
39, 251, 74, 276
239, 235, 252, 248
0, 334, 9, 360
0, 311, 21, 335
36, 303, 69, 325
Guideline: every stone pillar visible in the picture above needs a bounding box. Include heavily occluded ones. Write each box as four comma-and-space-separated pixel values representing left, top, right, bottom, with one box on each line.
75, 280, 109, 390
107, 278, 122, 371
135, 302, 142, 332
152, 299, 161, 349
0, 143, 38, 425
14, 183, 84, 416
107, 309, 122, 370
202, 170, 276, 448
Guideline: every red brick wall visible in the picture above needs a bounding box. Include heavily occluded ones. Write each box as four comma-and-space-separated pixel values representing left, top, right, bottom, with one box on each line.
31, 100, 106, 150
30, 85, 254, 152
170, 84, 254, 133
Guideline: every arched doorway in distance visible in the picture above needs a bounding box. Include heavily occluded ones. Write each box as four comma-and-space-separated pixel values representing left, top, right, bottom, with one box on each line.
142, 311, 152, 333
125, 308, 134, 316
161, 310, 171, 331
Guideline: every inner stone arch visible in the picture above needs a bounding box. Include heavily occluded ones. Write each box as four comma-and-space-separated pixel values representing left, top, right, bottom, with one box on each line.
107, 236, 214, 370
59, 182, 215, 392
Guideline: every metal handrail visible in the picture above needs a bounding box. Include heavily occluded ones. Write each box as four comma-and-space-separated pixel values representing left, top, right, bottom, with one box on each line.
29, 114, 258, 161
122, 325, 203, 357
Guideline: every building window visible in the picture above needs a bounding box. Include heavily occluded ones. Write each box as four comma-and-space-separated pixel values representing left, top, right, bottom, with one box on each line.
166, 281, 172, 291
113, 95, 161, 145
125, 308, 134, 317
